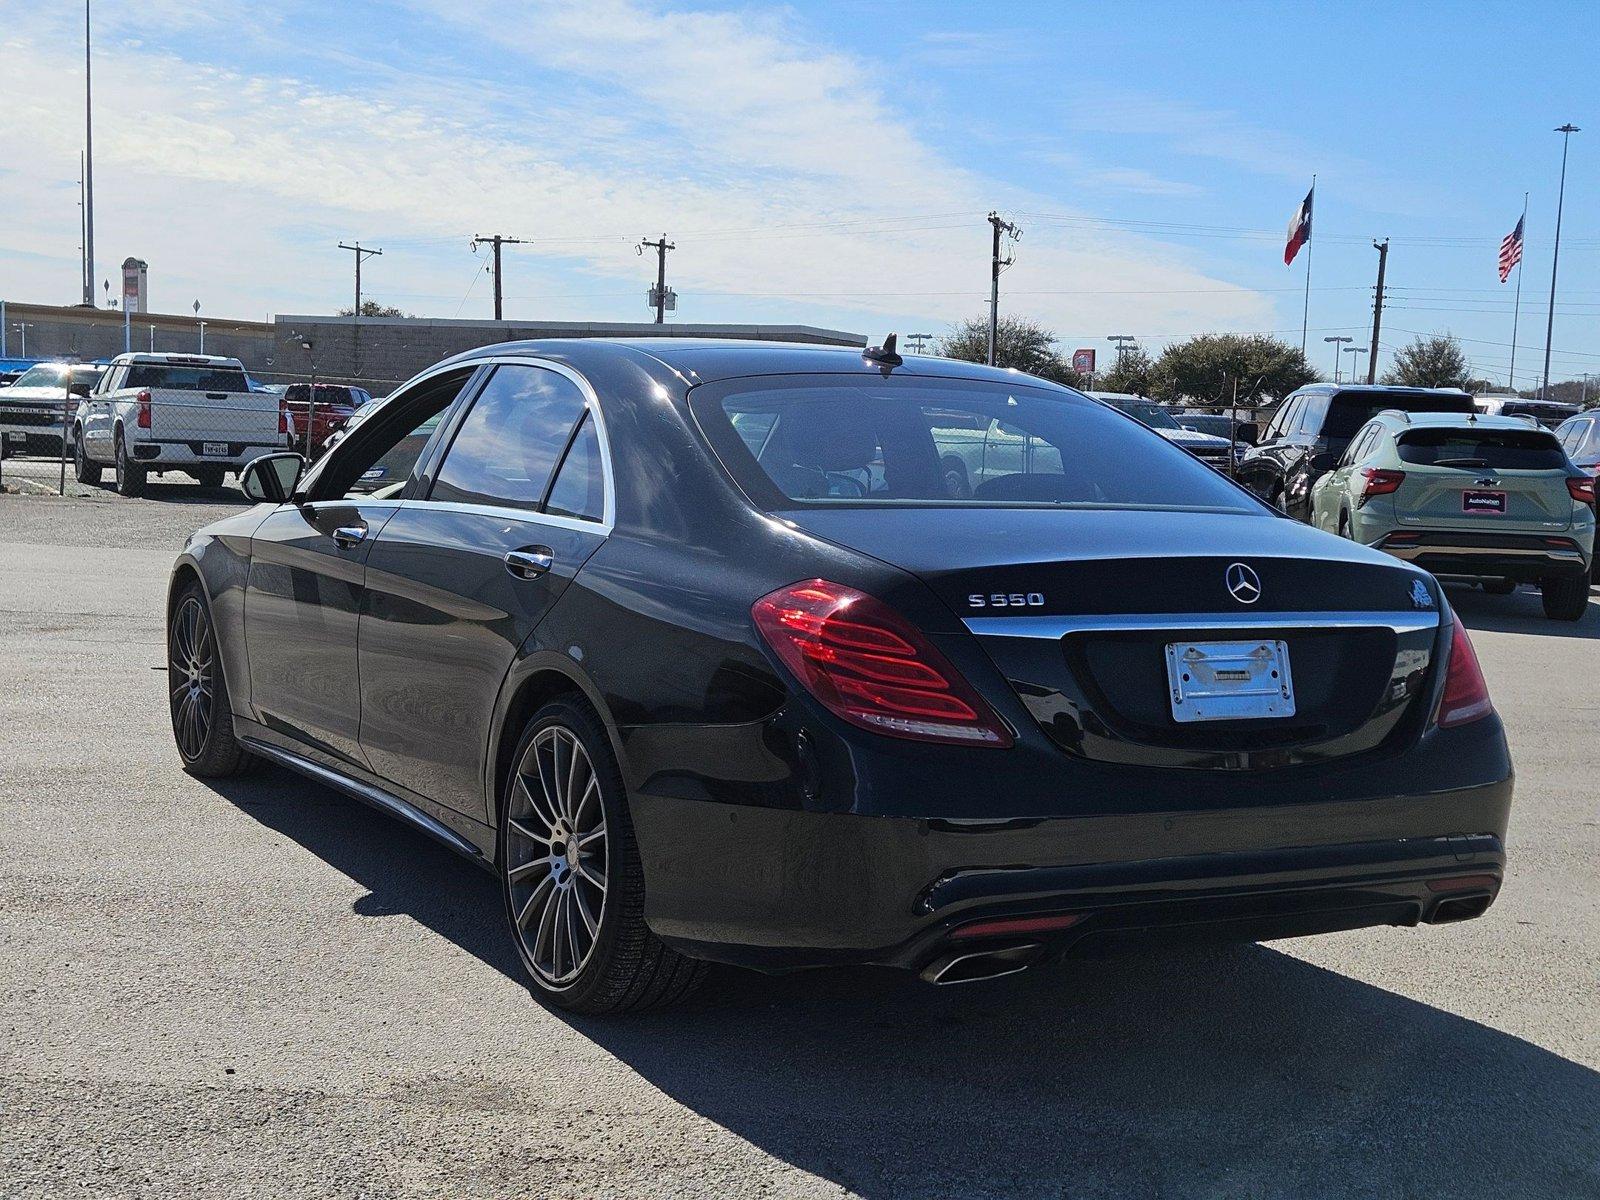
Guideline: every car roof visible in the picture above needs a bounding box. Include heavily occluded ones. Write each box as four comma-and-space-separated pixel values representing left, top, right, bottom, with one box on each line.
1369, 410, 1555, 434
438, 337, 1073, 389
1295, 383, 1473, 398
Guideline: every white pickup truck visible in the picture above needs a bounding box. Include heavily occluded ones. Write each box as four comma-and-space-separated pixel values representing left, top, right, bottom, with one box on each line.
73, 353, 289, 495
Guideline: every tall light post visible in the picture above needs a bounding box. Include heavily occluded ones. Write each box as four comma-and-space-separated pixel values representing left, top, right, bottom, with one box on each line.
12, 323, 32, 357
1344, 346, 1367, 382
83, 0, 96, 307
1541, 123, 1579, 400
1323, 335, 1352, 383
193, 300, 204, 353
1108, 334, 1136, 364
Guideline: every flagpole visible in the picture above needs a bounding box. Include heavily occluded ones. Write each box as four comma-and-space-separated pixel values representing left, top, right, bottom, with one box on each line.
1508, 191, 1527, 390
1300, 174, 1315, 355
1541, 125, 1579, 400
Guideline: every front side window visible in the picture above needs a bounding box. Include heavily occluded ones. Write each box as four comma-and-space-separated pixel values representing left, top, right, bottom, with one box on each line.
692, 375, 1258, 512
429, 365, 589, 510
312, 367, 476, 501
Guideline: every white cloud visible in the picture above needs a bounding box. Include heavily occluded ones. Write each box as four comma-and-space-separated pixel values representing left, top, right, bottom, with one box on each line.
0, 1, 1275, 341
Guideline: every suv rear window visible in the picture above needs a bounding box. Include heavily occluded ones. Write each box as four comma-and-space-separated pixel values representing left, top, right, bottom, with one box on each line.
692, 375, 1258, 512
126, 364, 250, 392
1323, 392, 1473, 440
1397, 428, 1567, 470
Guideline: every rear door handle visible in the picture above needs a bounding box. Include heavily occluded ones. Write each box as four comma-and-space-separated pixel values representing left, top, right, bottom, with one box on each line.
505, 546, 554, 579
331, 525, 367, 549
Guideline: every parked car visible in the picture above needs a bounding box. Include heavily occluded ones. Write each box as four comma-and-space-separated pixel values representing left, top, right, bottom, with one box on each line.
1554, 409, 1600, 580
282, 383, 372, 455
1088, 392, 1236, 468
1473, 394, 1578, 429
0, 367, 27, 388
168, 339, 1512, 1014
321, 393, 388, 455
1236, 384, 1476, 520
73, 353, 289, 495
1175, 411, 1259, 447
1310, 411, 1593, 620
0, 362, 107, 458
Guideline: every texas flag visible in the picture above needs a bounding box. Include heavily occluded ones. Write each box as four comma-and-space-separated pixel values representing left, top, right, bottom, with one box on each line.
1284, 185, 1314, 266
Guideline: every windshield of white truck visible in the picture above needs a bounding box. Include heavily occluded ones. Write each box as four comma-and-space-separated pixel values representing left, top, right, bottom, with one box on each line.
126, 365, 250, 392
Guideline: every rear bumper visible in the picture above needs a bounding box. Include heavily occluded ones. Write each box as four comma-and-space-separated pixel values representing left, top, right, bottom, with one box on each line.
1372, 530, 1590, 581
130, 439, 284, 467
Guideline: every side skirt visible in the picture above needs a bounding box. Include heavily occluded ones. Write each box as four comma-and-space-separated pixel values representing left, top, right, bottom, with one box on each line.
240, 735, 494, 869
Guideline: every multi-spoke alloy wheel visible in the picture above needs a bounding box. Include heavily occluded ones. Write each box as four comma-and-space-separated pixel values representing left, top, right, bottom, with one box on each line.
169, 595, 216, 762
505, 725, 609, 988
500, 700, 705, 1013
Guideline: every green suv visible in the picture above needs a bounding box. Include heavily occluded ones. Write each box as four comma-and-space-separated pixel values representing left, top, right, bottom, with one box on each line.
1310, 411, 1595, 620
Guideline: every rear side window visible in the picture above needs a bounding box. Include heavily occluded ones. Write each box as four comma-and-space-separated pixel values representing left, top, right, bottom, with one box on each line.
544, 412, 605, 522
1397, 428, 1567, 470
692, 375, 1258, 513
125, 364, 250, 392
429, 365, 588, 510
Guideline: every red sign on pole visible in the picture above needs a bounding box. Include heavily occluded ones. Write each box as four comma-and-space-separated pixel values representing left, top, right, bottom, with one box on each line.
1071, 348, 1096, 375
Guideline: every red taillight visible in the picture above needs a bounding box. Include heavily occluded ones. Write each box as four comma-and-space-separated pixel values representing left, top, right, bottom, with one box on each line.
1433, 613, 1494, 729
1567, 476, 1595, 507
278, 396, 289, 435
1359, 467, 1405, 503
135, 389, 151, 429
752, 579, 1012, 747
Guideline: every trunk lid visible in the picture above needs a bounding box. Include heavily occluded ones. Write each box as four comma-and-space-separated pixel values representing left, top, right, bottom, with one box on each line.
785, 506, 1442, 771
1391, 466, 1574, 531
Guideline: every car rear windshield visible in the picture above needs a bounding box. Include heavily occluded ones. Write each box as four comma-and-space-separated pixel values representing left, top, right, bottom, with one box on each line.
691, 374, 1259, 512
126, 364, 250, 392
1397, 428, 1567, 470
1324, 392, 1473, 440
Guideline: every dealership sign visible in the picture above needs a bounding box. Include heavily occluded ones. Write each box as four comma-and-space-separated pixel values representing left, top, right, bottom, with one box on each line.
1071, 348, 1096, 374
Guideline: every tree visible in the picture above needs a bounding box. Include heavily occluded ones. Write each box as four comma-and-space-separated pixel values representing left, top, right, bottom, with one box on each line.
940, 315, 1086, 388
1150, 334, 1316, 407
1092, 345, 1155, 396
338, 300, 411, 318
1382, 334, 1470, 389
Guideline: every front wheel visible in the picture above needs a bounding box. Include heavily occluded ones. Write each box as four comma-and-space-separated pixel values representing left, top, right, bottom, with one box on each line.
1540, 574, 1589, 621
168, 582, 253, 776
500, 698, 706, 1014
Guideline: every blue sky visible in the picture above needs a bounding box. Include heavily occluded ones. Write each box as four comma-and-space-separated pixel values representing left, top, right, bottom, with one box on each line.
1, 0, 1596, 383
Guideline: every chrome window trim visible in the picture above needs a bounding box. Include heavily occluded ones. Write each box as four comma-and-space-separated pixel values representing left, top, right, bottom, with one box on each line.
964, 610, 1441, 638
401, 354, 616, 534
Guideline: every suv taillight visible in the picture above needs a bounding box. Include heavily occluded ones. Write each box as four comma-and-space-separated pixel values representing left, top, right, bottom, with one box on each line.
1434, 613, 1494, 729
1358, 467, 1405, 504
1567, 476, 1595, 507
752, 579, 1012, 747
135, 390, 151, 429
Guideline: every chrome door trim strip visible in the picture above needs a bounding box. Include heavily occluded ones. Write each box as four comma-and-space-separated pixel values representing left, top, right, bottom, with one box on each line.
963, 610, 1441, 638
396, 498, 610, 538
240, 737, 484, 861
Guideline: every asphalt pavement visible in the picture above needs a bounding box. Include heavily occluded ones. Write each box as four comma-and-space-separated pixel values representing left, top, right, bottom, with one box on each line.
1, 488, 1596, 1199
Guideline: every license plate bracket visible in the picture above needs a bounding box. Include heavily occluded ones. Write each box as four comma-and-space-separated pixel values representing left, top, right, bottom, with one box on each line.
1462, 489, 1506, 515
1165, 639, 1295, 723
202, 442, 228, 457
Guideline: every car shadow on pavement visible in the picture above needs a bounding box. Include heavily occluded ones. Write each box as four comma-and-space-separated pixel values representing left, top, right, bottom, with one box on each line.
208, 766, 1600, 1198
1445, 579, 1599, 640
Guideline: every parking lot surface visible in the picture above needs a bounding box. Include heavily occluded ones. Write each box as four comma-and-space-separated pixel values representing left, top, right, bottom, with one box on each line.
1, 490, 1597, 1199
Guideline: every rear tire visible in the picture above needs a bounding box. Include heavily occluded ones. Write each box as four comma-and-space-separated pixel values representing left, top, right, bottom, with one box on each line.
1540, 574, 1589, 621
1481, 578, 1517, 596
499, 698, 707, 1014
73, 431, 102, 484
114, 430, 146, 497
192, 467, 226, 489
168, 582, 254, 776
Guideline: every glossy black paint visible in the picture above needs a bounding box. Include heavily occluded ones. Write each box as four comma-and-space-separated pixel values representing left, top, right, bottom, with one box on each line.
171, 340, 1514, 977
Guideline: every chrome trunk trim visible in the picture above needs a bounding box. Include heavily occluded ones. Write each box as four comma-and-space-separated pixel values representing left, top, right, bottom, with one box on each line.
963, 610, 1441, 638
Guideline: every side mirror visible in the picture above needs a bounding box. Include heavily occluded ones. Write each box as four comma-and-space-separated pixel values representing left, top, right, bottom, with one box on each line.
1235, 422, 1260, 446
241, 452, 306, 504
69, 383, 92, 399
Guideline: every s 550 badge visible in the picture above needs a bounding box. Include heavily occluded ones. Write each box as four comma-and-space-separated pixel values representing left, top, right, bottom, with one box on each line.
967, 592, 1045, 609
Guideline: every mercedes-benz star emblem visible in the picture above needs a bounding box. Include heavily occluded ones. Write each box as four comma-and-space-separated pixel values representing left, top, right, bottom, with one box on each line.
1225, 562, 1262, 605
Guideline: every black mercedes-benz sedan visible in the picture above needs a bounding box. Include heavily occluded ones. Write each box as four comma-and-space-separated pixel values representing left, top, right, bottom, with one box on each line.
166, 338, 1513, 1013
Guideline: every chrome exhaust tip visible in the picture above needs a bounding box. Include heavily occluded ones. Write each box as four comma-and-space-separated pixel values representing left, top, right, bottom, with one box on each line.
920, 942, 1045, 986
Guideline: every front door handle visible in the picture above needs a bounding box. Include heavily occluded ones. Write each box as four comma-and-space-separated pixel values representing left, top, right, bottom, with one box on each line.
331, 525, 367, 549
505, 546, 554, 579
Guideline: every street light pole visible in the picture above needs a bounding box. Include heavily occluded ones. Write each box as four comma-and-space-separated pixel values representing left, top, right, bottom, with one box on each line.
1324, 335, 1352, 383
1541, 124, 1579, 400
1345, 346, 1367, 382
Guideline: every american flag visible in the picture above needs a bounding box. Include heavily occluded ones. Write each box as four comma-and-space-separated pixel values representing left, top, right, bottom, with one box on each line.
1498, 216, 1524, 283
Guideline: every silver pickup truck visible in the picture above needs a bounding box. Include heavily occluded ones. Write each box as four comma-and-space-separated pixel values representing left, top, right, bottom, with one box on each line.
73, 353, 288, 495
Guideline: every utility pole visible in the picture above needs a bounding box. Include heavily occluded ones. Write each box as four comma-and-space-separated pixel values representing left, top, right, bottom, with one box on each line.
638, 234, 676, 324
1367, 239, 1389, 384
986, 212, 1021, 366
472, 234, 526, 320
1541, 124, 1580, 400
337, 242, 383, 320
83, 0, 95, 306
904, 333, 936, 354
